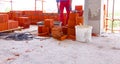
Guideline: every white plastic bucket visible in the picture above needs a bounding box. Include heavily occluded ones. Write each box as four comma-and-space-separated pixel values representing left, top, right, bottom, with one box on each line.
75, 25, 92, 43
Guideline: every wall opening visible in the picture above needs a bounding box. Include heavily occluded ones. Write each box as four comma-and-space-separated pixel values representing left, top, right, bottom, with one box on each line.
104, 0, 120, 33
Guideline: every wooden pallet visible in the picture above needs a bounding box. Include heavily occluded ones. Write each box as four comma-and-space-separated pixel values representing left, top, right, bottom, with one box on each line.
0, 27, 23, 33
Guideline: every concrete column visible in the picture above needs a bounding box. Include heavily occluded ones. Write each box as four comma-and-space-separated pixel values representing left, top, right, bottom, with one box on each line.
84, 0, 104, 35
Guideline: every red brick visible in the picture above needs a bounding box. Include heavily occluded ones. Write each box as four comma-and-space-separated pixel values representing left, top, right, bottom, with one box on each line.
67, 28, 75, 35
0, 22, 8, 31
51, 26, 63, 39
18, 17, 30, 28
42, 26, 50, 33
62, 26, 68, 35
0, 14, 9, 23
38, 26, 50, 37
76, 16, 84, 25
38, 32, 49, 37
69, 13, 78, 21
38, 26, 43, 33
75, 5, 83, 11
68, 20, 76, 28
44, 19, 54, 28
60, 35, 67, 41
68, 13, 79, 28
8, 20, 18, 29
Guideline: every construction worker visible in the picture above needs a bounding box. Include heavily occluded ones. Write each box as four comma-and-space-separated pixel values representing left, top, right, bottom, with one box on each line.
59, 0, 71, 26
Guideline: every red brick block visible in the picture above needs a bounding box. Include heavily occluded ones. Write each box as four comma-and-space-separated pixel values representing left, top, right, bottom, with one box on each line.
38, 26, 50, 37
51, 26, 63, 39
10, 11, 23, 21
44, 19, 54, 28
22, 23, 30, 29
0, 22, 8, 31
8, 20, 19, 29
59, 35, 67, 41
67, 27, 75, 35
42, 26, 50, 33
38, 32, 49, 37
68, 20, 76, 28
43, 14, 50, 20
77, 10, 84, 16
69, 13, 78, 21
62, 26, 68, 35
0, 14, 9, 23
76, 16, 84, 25
38, 26, 43, 33
75, 5, 83, 11
68, 13, 79, 28
18, 17, 30, 28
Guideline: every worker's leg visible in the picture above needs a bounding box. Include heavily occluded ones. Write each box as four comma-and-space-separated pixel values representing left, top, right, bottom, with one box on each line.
65, 2, 70, 25
60, 2, 65, 26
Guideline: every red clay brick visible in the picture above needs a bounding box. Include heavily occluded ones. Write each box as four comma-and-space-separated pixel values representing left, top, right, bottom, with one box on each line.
38, 26, 43, 33
76, 16, 84, 25
38, 32, 49, 37
8, 20, 18, 29
51, 26, 63, 39
60, 35, 67, 41
62, 26, 68, 35
18, 17, 30, 28
0, 14, 9, 23
44, 19, 54, 28
0, 22, 8, 31
75, 5, 83, 11
67, 27, 75, 35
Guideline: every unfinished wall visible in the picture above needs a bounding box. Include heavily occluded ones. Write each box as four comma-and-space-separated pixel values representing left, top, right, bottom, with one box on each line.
84, 0, 104, 35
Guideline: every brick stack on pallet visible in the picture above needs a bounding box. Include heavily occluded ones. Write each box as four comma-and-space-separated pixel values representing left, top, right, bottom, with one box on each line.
28, 11, 43, 25
38, 19, 54, 37
76, 16, 84, 25
38, 12, 84, 41
18, 17, 30, 29
9, 11, 23, 21
51, 26, 67, 41
37, 5, 84, 41
75, 5, 84, 25
67, 13, 79, 40
38, 19, 67, 40
0, 14, 8, 31
51, 26, 63, 39
38, 26, 50, 37
0, 14, 19, 32
8, 20, 19, 29
75, 5, 84, 16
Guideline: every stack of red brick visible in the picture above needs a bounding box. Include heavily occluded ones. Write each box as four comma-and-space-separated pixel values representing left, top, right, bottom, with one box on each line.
52, 26, 67, 41
18, 17, 30, 29
8, 20, 19, 29
75, 5, 84, 25
38, 19, 54, 37
0, 14, 19, 31
8, 11, 60, 25
75, 5, 84, 16
67, 13, 78, 40
38, 11, 84, 41
38, 19, 67, 40
0, 14, 8, 31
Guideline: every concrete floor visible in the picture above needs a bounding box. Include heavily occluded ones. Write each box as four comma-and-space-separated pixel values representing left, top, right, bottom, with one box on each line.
0, 25, 120, 64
